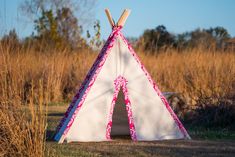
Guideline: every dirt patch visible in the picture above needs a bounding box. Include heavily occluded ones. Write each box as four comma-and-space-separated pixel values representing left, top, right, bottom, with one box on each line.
47, 138, 235, 157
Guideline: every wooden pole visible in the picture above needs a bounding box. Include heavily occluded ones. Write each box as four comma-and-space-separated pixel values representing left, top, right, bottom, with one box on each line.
105, 8, 115, 27
58, 135, 65, 144
117, 9, 131, 27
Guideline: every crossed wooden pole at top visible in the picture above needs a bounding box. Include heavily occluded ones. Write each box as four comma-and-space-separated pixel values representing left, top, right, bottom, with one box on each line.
105, 9, 131, 28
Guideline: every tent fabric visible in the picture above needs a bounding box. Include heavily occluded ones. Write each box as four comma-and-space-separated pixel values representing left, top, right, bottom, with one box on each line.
54, 27, 122, 142
54, 26, 190, 143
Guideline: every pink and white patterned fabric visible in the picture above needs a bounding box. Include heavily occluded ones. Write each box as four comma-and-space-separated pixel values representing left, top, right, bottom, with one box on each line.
119, 33, 190, 139
54, 26, 122, 141
54, 26, 190, 142
106, 76, 137, 141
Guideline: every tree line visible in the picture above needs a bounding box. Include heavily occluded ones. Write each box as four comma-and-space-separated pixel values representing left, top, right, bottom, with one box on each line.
137, 25, 231, 53
0, 0, 233, 53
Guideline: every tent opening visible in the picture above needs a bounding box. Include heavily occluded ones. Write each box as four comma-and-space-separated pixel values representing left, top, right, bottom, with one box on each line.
110, 89, 131, 139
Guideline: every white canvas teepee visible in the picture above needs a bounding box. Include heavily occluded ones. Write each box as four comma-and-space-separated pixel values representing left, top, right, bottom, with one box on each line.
54, 9, 190, 143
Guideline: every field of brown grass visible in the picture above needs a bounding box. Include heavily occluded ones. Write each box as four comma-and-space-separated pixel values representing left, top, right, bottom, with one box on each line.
1, 46, 234, 104
0, 43, 235, 156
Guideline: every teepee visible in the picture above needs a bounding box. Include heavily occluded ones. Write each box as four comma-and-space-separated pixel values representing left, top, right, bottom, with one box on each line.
54, 9, 190, 143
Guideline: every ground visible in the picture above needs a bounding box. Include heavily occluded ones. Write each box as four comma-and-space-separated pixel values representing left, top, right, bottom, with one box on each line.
46, 104, 235, 157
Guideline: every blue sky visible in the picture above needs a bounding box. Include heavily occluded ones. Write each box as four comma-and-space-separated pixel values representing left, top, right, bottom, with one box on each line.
1, 0, 235, 39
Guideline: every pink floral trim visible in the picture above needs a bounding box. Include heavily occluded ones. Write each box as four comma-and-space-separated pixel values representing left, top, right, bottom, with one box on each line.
106, 76, 137, 141
54, 27, 122, 141
119, 33, 190, 139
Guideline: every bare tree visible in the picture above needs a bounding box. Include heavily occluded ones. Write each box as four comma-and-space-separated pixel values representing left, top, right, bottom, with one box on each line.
20, 0, 97, 26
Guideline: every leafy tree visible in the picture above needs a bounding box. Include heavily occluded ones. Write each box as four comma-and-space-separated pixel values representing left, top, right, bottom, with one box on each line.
188, 28, 215, 49
139, 25, 175, 52
33, 7, 86, 49
1, 29, 20, 48
56, 7, 83, 48
34, 9, 61, 46
175, 27, 230, 50
206, 26, 230, 49
20, 0, 97, 50
175, 32, 191, 50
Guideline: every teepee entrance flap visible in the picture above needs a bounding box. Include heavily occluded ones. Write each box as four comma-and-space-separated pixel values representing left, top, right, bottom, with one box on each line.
106, 76, 137, 141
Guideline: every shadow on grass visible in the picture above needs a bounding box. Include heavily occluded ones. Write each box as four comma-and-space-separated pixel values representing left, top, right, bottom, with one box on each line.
46, 130, 56, 141
48, 113, 65, 117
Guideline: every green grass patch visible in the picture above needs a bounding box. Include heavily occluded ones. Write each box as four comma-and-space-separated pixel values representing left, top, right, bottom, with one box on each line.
188, 127, 235, 140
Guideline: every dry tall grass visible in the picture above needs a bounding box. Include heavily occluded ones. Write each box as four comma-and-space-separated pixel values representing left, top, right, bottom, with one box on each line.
1, 45, 234, 106
141, 49, 235, 106
0, 45, 48, 156
0, 45, 96, 103
0, 82, 47, 156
